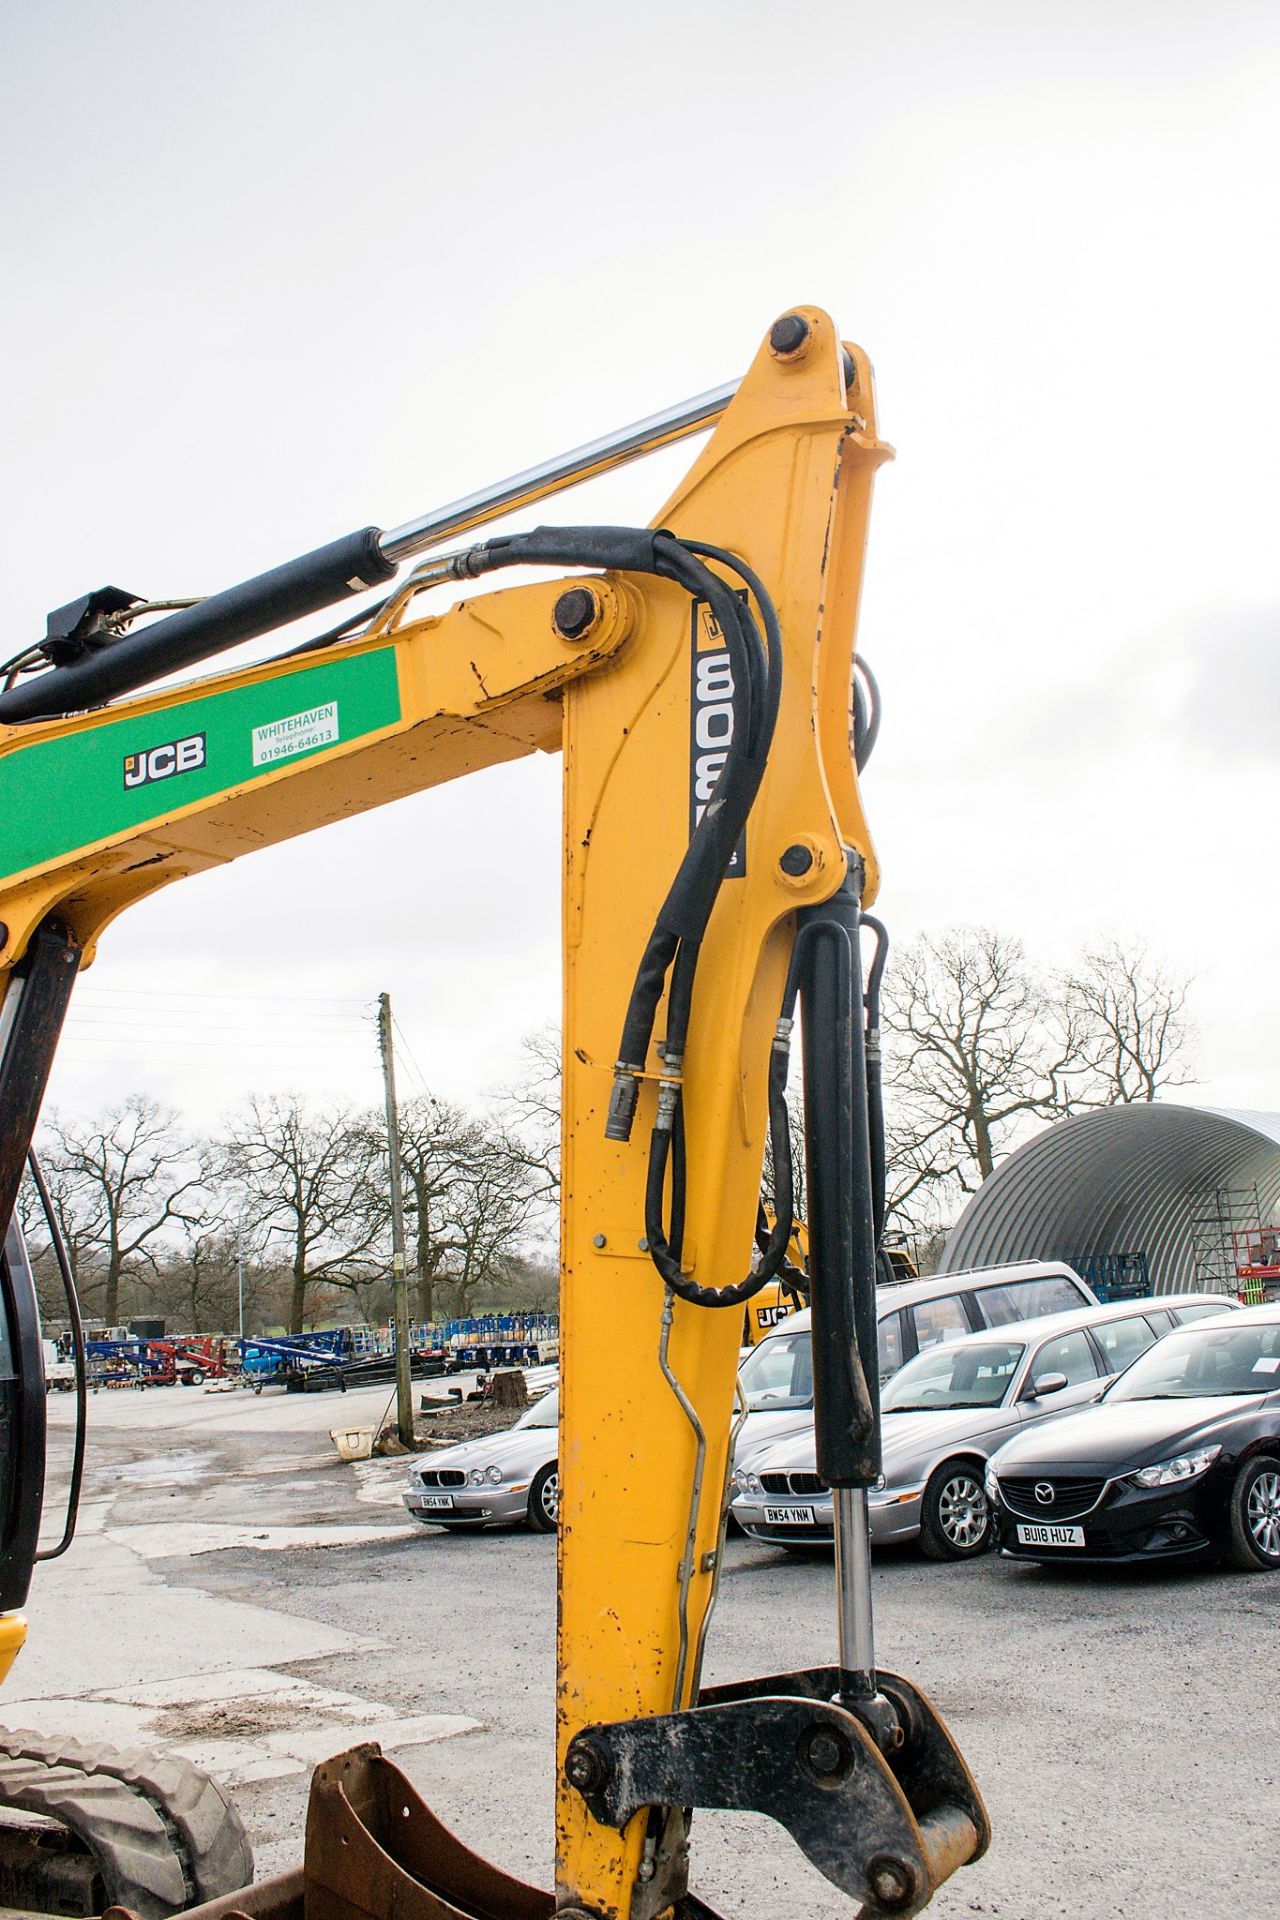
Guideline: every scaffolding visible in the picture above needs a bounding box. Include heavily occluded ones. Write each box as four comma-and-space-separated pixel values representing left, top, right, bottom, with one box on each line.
1186, 1184, 1266, 1292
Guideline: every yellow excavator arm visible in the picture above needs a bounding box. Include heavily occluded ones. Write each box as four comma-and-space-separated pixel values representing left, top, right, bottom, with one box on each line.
0, 308, 987, 1920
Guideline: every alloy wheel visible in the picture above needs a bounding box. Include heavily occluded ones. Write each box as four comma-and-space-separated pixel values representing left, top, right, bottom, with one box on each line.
938, 1471, 988, 1550
1246, 1469, 1280, 1558
540, 1469, 561, 1525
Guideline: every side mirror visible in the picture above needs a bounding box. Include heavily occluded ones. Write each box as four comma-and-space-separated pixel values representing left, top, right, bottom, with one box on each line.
1026, 1370, 1069, 1399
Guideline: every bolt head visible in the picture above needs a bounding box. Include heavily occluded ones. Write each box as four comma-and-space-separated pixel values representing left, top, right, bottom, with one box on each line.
553, 587, 599, 641
867, 1854, 915, 1910
779, 843, 814, 877
769, 313, 811, 358
592, 1233, 607, 1249
802, 1724, 853, 1781
564, 1742, 608, 1793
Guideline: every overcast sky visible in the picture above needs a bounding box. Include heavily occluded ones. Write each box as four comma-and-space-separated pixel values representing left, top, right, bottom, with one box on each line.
2, 0, 1277, 1133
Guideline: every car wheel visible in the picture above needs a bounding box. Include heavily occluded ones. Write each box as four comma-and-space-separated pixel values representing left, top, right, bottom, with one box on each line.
527, 1462, 560, 1533
919, 1459, 991, 1561
1227, 1454, 1280, 1571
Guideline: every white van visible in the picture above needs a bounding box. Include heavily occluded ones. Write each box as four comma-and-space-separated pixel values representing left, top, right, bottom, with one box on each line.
42, 1338, 75, 1391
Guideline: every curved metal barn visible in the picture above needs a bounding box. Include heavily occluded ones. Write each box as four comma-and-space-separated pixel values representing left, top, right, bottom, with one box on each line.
940, 1105, 1280, 1294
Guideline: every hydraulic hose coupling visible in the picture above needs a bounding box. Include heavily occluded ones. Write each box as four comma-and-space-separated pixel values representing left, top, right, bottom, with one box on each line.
772, 1014, 795, 1057
604, 1066, 643, 1142
654, 1059, 683, 1135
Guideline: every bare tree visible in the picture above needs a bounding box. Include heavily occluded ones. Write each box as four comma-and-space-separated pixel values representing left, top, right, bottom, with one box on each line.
36, 1096, 205, 1324
1058, 939, 1195, 1104
374, 1094, 545, 1323
502, 1252, 560, 1314
438, 1128, 542, 1320
217, 1095, 382, 1334
144, 1221, 280, 1335
387, 1095, 490, 1324
882, 929, 1081, 1194
882, 1092, 954, 1237
16, 1160, 96, 1321
496, 1026, 562, 1214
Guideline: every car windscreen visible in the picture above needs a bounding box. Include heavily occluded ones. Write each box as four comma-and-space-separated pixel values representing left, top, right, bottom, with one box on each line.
1107, 1321, 1280, 1401
881, 1339, 1025, 1412
516, 1390, 559, 1429
739, 1330, 813, 1410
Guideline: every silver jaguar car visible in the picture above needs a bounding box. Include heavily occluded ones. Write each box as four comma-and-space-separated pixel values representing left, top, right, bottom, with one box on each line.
403, 1388, 560, 1532
730, 1295, 1238, 1560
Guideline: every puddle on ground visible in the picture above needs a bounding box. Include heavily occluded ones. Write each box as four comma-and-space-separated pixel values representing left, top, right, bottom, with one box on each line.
91, 1449, 218, 1488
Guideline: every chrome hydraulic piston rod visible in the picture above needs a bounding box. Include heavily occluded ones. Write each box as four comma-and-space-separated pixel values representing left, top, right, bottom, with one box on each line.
0, 381, 739, 724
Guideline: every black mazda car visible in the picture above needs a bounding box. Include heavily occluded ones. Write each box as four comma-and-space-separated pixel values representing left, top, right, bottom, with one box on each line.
986, 1307, 1280, 1569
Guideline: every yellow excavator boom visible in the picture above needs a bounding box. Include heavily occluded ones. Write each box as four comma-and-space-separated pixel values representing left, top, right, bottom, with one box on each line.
0, 309, 987, 1920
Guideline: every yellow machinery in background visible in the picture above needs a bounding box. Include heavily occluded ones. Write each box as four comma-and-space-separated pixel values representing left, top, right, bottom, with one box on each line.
741, 1223, 919, 1346
0, 309, 987, 1920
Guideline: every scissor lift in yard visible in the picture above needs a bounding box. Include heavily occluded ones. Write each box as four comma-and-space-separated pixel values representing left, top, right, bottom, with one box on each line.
1233, 1227, 1280, 1304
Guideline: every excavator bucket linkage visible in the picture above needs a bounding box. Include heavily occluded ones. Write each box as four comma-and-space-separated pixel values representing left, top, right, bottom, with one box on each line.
118, 1711, 985, 1920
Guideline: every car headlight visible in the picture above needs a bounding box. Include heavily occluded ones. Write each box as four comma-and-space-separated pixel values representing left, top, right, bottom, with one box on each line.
1132, 1444, 1221, 1489
746, 1473, 762, 1496
984, 1467, 999, 1502
485, 1465, 503, 1485
468, 1467, 486, 1486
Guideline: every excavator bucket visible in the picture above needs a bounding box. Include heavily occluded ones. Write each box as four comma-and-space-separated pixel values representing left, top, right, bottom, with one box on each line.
305, 1747, 550, 1920
103, 1747, 546, 1920
124, 1745, 742, 1920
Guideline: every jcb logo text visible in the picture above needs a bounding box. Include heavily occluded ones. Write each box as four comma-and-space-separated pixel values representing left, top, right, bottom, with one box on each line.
123, 733, 206, 790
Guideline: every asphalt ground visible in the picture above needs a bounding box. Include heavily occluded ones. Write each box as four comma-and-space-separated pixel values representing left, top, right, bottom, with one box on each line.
18, 1383, 1280, 1920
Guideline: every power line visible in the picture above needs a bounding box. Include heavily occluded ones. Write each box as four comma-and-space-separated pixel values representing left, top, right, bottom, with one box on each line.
65, 1021, 372, 1036
73, 985, 370, 1008
391, 1016, 434, 1102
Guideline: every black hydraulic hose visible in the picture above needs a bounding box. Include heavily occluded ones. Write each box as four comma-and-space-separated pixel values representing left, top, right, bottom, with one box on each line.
861, 914, 890, 1248
854, 656, 881, 771
456, 524, 783, 1139
668, 1104, 688, 1267
29, 1148, 86, 1563
853, 674, 869, 768
683, 540, 784, 755
283, 589, 398, 658
643, 945, 802, 1308
643, 1066, 795, 1307
662, 939, 701, 1078
614, 569, 776, 1100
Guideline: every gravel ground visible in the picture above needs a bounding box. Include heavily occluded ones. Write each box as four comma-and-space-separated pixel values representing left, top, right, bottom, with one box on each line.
27, 1386, 1280, 1920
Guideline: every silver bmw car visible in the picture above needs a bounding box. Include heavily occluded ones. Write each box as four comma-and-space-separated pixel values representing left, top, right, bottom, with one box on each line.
730, 1295, 1238, 1559
403, 1388, 560, 1532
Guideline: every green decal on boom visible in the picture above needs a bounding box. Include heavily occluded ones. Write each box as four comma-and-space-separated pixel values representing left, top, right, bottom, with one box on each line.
0, 648, 401, 883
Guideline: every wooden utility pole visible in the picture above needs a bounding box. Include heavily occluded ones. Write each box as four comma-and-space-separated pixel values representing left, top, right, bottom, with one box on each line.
377, 992, 415, 1447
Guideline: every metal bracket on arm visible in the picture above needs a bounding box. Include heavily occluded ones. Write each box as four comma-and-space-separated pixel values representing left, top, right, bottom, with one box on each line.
564, 1667, 988, 1920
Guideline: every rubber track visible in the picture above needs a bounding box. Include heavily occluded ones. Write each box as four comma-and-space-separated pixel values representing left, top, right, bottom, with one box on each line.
0, 1728, 253, 1917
